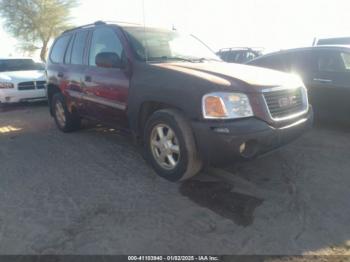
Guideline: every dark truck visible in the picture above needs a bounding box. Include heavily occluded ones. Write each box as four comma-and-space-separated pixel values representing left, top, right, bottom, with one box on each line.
217, 47, 263, 64
46, 21, 313, 182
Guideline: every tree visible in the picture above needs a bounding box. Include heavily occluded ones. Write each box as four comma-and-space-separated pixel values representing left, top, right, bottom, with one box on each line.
0, 0, 78, 61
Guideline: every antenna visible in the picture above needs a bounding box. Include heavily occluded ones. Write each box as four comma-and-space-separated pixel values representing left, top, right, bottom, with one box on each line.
142, 0, 149, 61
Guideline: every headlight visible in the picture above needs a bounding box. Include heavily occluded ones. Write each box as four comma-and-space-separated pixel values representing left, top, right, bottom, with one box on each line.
0, 82, 14, 89
202, 92, 253, 119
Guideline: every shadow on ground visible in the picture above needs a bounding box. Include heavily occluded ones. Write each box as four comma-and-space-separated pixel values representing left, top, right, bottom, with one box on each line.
180, 179, 263, 227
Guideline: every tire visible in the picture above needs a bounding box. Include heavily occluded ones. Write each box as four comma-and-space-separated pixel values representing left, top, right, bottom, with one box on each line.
52, 93, 81, 132
144, 109, 202, 182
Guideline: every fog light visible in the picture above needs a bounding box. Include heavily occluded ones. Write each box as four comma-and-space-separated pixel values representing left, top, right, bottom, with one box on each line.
239, 142, 246, 154
240, 140, 259, 159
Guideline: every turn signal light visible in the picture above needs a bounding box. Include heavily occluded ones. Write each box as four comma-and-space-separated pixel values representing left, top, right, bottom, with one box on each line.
203, 96, 228, 118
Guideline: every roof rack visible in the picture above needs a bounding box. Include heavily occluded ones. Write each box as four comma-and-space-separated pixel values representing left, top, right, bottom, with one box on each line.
63, 21, 106, 34
63, 20, 142, 34
103, 20, 142, 26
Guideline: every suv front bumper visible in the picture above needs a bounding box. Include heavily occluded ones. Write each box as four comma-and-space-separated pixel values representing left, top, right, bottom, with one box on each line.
191, 108, 313, 165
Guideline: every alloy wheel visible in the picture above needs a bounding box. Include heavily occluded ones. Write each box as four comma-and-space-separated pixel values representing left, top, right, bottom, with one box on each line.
150, 124, 181, 170
55, 100, 66, 128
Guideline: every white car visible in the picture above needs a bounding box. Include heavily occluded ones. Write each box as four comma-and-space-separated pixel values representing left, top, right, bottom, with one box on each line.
0, 58, 46, 104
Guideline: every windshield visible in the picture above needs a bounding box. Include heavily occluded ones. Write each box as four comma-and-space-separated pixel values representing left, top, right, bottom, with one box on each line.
0, 59, 45, 72
123, 27, 221, 62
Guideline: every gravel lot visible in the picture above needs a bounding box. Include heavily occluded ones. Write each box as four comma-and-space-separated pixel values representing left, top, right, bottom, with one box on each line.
0, 103, 349, 255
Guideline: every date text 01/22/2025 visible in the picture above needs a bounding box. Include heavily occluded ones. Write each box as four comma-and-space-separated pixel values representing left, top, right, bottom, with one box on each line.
127, 256, 220, 261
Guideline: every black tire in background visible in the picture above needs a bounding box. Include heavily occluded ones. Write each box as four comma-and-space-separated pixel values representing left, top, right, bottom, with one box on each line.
144, 109, 203, 182
52, 93, 81, 133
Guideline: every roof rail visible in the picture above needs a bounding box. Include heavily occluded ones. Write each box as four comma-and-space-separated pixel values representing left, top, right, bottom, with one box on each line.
103, 20, 142, 26
63, 21, 107, 34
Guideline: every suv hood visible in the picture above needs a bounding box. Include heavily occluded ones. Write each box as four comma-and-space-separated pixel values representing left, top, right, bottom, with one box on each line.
0, 70, 45, 83
154, 62, 302, 90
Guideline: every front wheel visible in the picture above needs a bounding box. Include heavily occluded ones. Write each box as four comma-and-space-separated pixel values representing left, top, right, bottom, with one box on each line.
144, 109, 202, 182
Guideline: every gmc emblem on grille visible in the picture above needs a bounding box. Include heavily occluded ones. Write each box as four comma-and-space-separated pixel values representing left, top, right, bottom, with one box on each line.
278, 95, 297, 108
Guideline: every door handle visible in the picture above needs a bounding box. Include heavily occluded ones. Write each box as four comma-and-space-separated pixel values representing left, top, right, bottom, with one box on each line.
85, 75, 92, 82
57, 72, 64, 78
313, 78, 333, 83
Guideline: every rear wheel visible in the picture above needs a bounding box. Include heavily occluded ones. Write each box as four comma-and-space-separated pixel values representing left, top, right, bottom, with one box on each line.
52, 93, 81, 132
144, 109, 202, 182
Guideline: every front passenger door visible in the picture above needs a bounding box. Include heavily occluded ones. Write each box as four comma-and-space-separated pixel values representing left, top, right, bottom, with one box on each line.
83, 27, 130, 127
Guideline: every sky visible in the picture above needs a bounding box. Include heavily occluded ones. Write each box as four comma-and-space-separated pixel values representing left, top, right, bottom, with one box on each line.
1, 0, 350, 58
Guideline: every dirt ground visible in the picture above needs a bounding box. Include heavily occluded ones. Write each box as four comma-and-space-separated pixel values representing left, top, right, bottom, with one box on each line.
0, 103, 349, 255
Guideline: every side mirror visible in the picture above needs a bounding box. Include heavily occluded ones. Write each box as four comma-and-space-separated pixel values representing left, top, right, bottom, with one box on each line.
95, 52, 122, 69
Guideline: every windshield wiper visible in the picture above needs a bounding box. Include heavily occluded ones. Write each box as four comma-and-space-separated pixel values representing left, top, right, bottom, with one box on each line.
148, 56, 195, 63
192, 57, 221, 62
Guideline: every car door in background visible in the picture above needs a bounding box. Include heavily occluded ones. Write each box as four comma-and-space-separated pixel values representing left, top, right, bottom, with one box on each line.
83, 27, 129, 127
308, 49, 350, 120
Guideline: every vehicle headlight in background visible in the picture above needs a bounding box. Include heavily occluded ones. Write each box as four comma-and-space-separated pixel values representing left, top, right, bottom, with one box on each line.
202, 92, 254, 119
0, 82, 14, 89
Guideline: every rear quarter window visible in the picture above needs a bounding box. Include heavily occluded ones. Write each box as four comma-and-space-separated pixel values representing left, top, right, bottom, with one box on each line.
50, 34, 71, 64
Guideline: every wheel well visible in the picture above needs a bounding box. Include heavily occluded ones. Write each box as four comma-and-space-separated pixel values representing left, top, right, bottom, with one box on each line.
47, 84, 61, 115
138, 101, 181, 139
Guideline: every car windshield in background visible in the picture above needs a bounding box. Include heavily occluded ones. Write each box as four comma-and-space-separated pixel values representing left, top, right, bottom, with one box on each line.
0, 59, 45, 72
123, 27, 220, 62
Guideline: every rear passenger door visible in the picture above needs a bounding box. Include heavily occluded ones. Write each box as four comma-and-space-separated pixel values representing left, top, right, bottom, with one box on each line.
83, 27, 129, 126
47, 34, 72, 108
63, 30, 90, 115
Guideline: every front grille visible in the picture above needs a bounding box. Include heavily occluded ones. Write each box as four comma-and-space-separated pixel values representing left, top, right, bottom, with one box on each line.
263, 87, 306, 120
36, 81, 46, 89
18, 81, 46, 91
18, 82, 35, 90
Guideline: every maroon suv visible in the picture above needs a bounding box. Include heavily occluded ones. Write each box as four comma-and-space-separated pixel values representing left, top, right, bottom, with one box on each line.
46, 21, 313, 182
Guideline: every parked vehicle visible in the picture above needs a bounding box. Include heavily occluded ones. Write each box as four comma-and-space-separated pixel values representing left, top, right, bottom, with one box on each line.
46, 21, 313, 182
0, 58, 46, 104
216, 47, 263, 64
247, 46, 350, 122
313, 37, 350, 46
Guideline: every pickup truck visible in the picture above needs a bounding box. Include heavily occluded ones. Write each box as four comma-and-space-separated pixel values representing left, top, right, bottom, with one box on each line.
46, 21, 313, 182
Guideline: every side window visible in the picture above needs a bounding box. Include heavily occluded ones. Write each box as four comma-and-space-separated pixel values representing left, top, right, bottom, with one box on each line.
341, 52, 350, 70
71, 31, 89, 65
316, 50, 346, 72
219, 51, 229, 61
245, 51, 257, 62
89, 27, 124, 67
50, 35, 71, 64
64, 35, 74, 64
225, 52, 234, 62
251, 55, 285, 72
